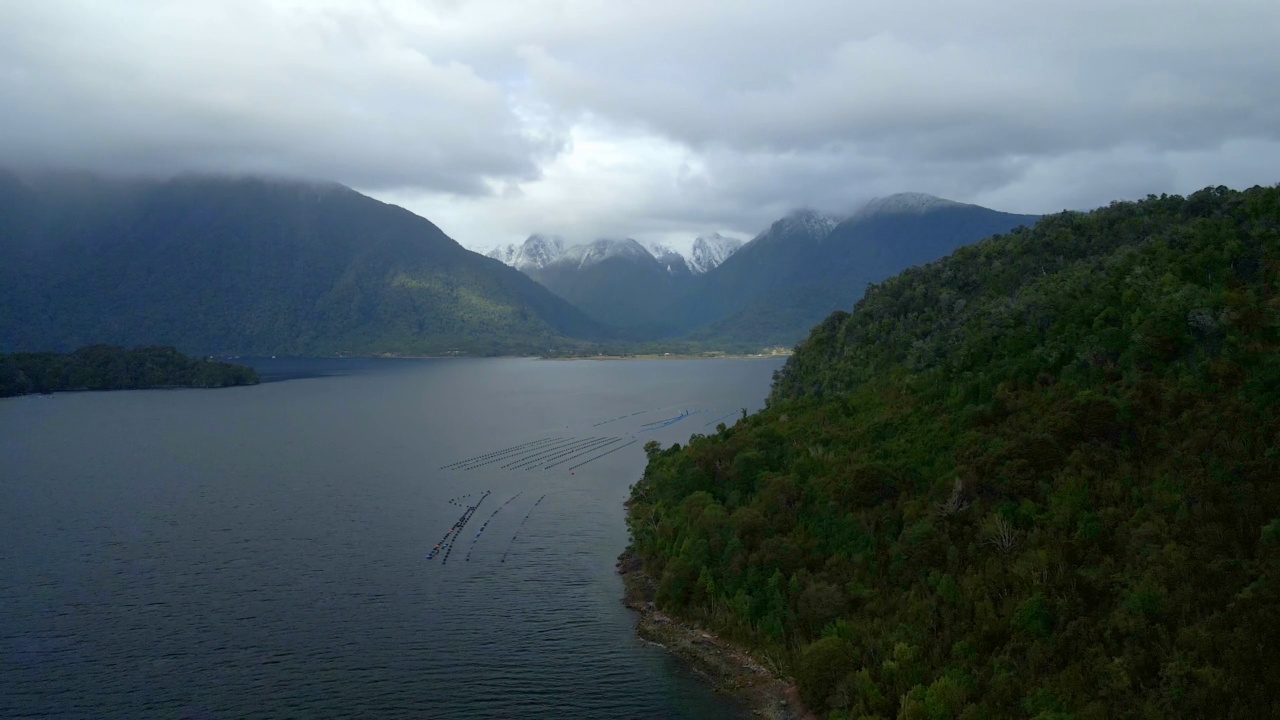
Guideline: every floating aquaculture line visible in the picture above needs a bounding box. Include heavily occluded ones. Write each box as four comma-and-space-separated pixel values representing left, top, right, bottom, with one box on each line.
640, 409, 707, 432
591, 409, 653, 427
566, 439, 638, 471
441, 491, 489, 564
500, 437, 604, 469
544, 437, 625, 469
520, 437, 621, 471
501, 494, 547, 563
447, 492, 485, 508
427, 490, 490, 561
442, 437, 563, 470
640, 411, 687, 427
464, 437, 585, 471
465, 491, 524, 562
703, 410, 738, 427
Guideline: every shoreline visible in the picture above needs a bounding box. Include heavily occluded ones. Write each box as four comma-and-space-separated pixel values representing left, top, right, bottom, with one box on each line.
616, 549, 813, 720
222, 353, 789, 361
546, 353, 791, 361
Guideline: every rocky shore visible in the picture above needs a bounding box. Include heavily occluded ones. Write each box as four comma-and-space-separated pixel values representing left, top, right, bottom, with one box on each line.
616, 550, 814, 720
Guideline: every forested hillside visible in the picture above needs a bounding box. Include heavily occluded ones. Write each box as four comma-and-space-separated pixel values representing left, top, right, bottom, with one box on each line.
0, 345, 258, 397
626, 185, 1280, 718
0, 171, 605, 356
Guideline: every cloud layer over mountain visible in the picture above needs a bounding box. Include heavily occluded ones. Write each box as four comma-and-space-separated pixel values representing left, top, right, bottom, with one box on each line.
4, 0, 1278, 249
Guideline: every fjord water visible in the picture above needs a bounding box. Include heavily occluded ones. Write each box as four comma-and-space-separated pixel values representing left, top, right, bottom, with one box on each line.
0, 357, 783, 719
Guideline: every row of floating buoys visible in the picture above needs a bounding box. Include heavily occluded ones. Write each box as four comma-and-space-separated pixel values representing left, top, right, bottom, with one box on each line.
501, 437, 604, 470
427, 490, 490, 561
465, 492, 524, 561
461, 439, 574, 471
703, 410, 737, 427
544, 437, 624, 470
468, 438, 586, 471
501, 494, 547, 563
447, 492, 483, 508
639, 409, 707, 433
640, 413, 684, 428
441, 491, 489, 564
588, 407, 650, 422
566, 439, 638, 472
460, 437, 582, 471
522, 437, 620, 471
440, 437, 560, 470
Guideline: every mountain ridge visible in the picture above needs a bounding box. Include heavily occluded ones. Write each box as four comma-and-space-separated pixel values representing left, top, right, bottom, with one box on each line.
0, 171, 607, 356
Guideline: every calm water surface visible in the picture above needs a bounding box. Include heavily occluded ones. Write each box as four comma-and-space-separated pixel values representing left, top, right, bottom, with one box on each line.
0, 357, 783, 719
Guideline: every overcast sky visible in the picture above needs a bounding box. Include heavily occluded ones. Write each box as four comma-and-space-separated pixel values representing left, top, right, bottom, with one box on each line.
3, 0, 1278, 251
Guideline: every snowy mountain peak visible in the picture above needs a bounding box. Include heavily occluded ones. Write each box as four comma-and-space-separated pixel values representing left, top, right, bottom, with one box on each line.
486, 234, 567, 271
486, 244, 516, 264
855, 193, 963, 218
689, 233, 744, 274
492, 233, 742, 277
759, 209, 838, 244
642, 241, 693, 275
560, 238, 653, 270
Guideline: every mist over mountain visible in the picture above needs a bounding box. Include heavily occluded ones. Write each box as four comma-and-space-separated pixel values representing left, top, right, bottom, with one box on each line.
0, 171, 605, 356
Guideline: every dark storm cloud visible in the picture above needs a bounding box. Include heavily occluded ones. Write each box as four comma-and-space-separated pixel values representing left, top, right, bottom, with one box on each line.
2, 0, 1278, 246
0, 2, 563, 195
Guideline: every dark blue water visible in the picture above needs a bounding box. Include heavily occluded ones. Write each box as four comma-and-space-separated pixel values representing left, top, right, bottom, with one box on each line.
0, 357, 783, 719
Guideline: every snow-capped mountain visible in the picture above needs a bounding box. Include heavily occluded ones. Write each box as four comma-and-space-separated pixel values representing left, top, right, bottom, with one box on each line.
558, 238, 654, 270
689, 233, 744, 274
478, 193, 1035, 344
854, 192, 964, 219
491, 234, 741, 277
485, 234, 566, 271
511, 237, 683, 331
761, 209, 839, 244
641, 241, 694, 276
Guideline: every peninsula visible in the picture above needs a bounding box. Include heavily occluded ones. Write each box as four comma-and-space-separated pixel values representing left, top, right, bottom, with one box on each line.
0, 345, 259, 398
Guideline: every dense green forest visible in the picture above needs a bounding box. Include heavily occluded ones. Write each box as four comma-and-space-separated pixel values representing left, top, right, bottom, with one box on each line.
626, 185, 1280, 718
0, 345, 259, 397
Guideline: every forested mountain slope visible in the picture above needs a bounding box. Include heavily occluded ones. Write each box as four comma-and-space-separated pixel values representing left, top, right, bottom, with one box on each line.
669, 209, 838, 334
0, 171, 605, 356
626, 185, 1280, 718
682, 197, 1039, 348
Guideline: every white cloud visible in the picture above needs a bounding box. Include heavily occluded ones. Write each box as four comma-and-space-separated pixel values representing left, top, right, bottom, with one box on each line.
3, 0, 1278, 249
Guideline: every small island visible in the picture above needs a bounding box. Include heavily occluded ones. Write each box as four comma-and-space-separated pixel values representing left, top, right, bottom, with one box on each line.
0, 345, 259, 398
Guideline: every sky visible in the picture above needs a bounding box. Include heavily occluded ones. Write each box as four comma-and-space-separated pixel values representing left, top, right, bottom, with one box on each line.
3, 0, 1278, 253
